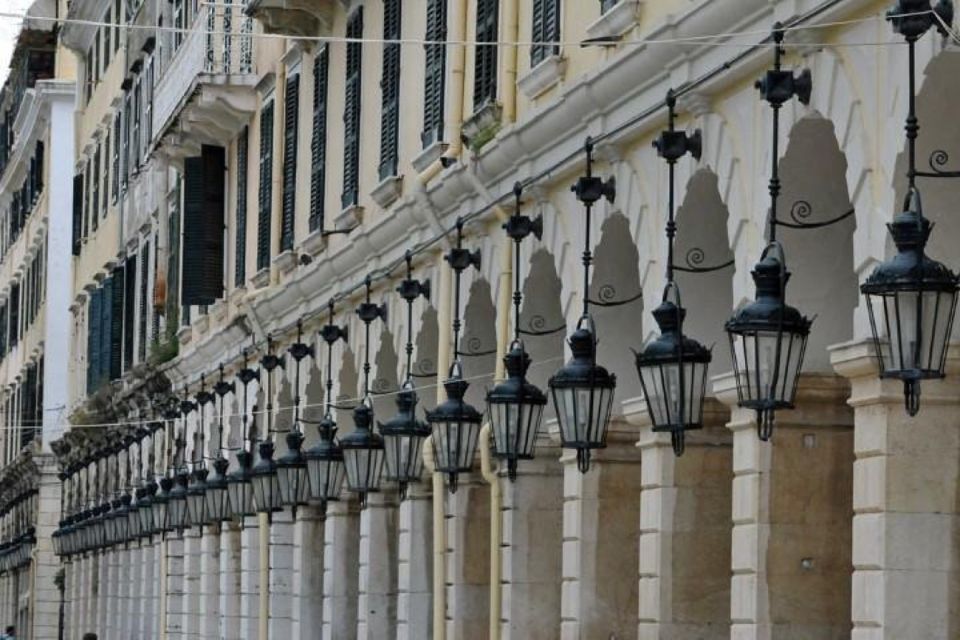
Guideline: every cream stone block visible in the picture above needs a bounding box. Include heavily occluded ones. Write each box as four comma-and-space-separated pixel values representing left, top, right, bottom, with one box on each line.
562, 500, 580, 538
730, 573, 759, 622
637, 577, 661, 620
853, 456, 886, 512
852, 513, 885, 570
563, 465, 581, 499
852, 407, 888, 456
638, 532, 660, 577
851, 569, 883, 625
732, 473, 761, 524
639, 486, 676, 532
732, 427, 764, 474
731, 524, 764, 573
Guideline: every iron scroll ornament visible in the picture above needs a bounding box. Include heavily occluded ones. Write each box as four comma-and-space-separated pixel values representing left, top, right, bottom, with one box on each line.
915, 149, 960, 178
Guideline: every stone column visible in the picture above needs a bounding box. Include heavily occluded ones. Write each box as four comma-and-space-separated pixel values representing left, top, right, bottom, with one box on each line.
833, 341, 960, 640
628, 398, 733, 640
396, 482, 432, 640
293, 505, 324, 640
445, 473, 490, 640
200, 526, 221, 638
219, 523, 242, 639
31, 454, 62, 640
499, 445, 563, 640
239, 516, 261, 639
715, 372, 853, 640
357, 492, 398, 640
98, 551, 111, 637
182, 529, 203, 638
141, 542, 156, 640
165, 536, 186, 640
322, 500, 360, 640
559, 425, 642, 640
268, 510, 296, 637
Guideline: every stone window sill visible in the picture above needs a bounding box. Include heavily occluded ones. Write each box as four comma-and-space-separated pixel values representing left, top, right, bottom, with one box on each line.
412, 140, 449, 173
518, 54, 566, 100
585, 0, 642, 41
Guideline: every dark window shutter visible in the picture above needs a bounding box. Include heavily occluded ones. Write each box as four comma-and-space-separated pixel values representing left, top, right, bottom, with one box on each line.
99, 278, 110, 384
92, 143, 100, 231
139, 241, 150, 362
8, 282, 19, 347
87, 288, 100, 393
531, 0, 560, 66
474, 0, 499, 111
379, 0, 402, 182
600, 0, 617, 13
257, 102, 275, 271
280, 74, 300, 252
112, 114, 121, 200
422, 0, 448, 148
109, 270, 124, 380
309, 49, 329, 232
181, 145, 226, 306
235, 127, 249, 286
72, 174, 84, 255
102, 131, 110, 215
0, 304, 6, 358
35, 141, 44, 198
123, 254, 136, 370
341, 8, 364, 210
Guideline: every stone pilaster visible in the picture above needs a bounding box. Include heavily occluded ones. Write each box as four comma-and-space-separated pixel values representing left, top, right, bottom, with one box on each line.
293, 505, 324, 640
628, 398, 732, 640
183, 529, 203, 638
141, 542, 156, 640
559, 426, 642, 640
120, 545, 136, 639
219, 523, 242, 639
832, 341, 960, 640
165, 536, 186, 640
357, 492, 398, 640
268, 510, 296, 637
200, 526, 221, 638
444, 472, 490, 640
322, 500, 359, 640
97, 551, 110, 636
31, 453, 62, 640
239, 516, 261, 639
499, 444, 563, 640
396, 481, 432, 640
715, 373, 853, 640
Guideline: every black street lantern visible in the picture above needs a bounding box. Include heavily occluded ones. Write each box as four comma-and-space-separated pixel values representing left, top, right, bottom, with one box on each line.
137, 482, 156, 537
276, 431, 310, 508
342, 279, 388, 506
168, 471, 190, 531
636, 92, 712, 456
341, 398, 385, 506
227, 450, 256, 519
186, 468, 209, 528
251, 440, 282, 513
380, 380, 430, 497
549, 139, 618, 473
487, 184, 548, 480
114, 494, 132, 544
205, 457, 232, 523
380, 255, 432, 498
426, 220, 484, 492
153, 477, 174, 533
725, 26, 813, 440
863, 189, 959, 414
127, 490, 142, 540
862, 2, 959, 416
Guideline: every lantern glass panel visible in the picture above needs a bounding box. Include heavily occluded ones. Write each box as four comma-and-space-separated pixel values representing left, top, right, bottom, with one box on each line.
343, 448, 385, 494
489, 402, 545, 460
551, 385, 615, 450
251, 472, 281, 513
432, 419, 481, 472
382, 434, 425, 483
227, 478, 254, 518
865, 289, 958, 377
638, 360, 709, 429
729, 329, 808, 410
306, 455, 345, 502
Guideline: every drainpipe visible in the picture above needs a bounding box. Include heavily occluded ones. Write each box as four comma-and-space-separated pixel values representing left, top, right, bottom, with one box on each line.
154, 165, 170, 319
422, 435, 445, 640
500, 0, 519, 124
478, 423, 501, 640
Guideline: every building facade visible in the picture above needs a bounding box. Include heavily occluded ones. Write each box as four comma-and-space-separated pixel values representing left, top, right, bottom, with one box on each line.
0, 0, 957, 638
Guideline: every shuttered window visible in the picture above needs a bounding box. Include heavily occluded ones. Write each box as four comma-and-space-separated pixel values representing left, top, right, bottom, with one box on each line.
122, 93, 131, 191
102, 130, 110, 216
531, 0, 560, 66
92, 143, 100, 231
341, 8, 363, 210
8, 282, 18, 348
474, 0, 499, 111
256, 101, 274, 272
235, 127, 248, 286
280, 73, 300, 253
72, 174, 83, 255
379, 0, 402, 181
423, 0, 447, 148
600, 0, 618, 13
109, 270, 124, 380
87, 288, 100, 393
83, 160, 91, 237
309, 49, 329, 232
182, 145, 226, 305
0, 304, 6, 359
112, 112, 121, 201
123, 254, 136, 370
138, 241, 150, 362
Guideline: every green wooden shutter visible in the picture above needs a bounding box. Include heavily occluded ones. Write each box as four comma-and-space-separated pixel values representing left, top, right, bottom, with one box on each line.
474, 0, 499, 111
110, 269, 124, 380
257, 101, 275, 271
92, 142, 100, 231
235, 127, 249, 286
72, 174, 83, 255
309, 49, 329, 232
87, 288, 100, 393
99, 277, 111, 384
341, 8, 364, 210
123, 254, 136, 370
422, 0, 448, 148
8, 282, 19, 348
280, 74, 300, 252
182, 145, 226, 305
379, 0, 402, 182
531, 0, 560, 66
139, 241, 150, 362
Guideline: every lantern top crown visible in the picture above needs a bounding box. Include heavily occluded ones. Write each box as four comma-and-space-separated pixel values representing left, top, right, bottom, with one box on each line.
340, 399, 385, 449
638, 300, 712, 365
726, 248, 812, 335
550, 318, 616, 389
379, 381, 430, 437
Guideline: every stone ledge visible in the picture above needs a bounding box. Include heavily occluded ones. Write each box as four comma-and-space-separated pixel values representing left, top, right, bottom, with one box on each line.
370, 174, 403, 209
412, 140, 449, 173
518, 55, 566, 100
585, 0, 642, 41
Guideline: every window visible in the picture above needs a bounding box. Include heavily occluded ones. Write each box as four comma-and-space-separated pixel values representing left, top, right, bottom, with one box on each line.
235, 127, 248, 286
280, 73, 300, 252
102, 130, 110, 217
123, 253, 136, 371
122, 92, 131, 191
9, 281, 19, 348
114, 0, 121, 52
103, 12, 112, 72
138, 241, 150, 361
256, 100, 275, 272
92, 144, 101, 232
341, 8, 363, 210
72, 174, 83, 255
423, 0, 447, 148
112, 113, 121, 201
600, 0, 618, 13
132, 76, 141, 172
531, 0, 560, 66
143, 58, 153, 160
474, 0, 499, 111
379, 0, 402, 181
182, 146, 226, 305
309, 49, 329, 232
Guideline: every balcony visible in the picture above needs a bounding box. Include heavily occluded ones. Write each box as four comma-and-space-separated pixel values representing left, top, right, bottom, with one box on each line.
246, 0, 337, 38
152, 4, 258, 159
